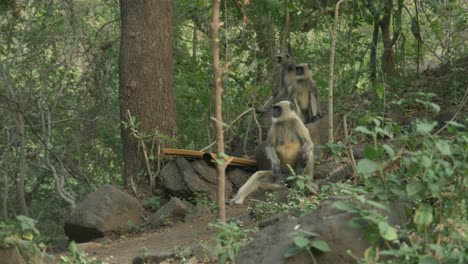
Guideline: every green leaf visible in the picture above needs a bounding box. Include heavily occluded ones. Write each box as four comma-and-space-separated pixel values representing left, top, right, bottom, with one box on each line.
414, 204, 433, 228
364, 146, 384, 159
333, 201, 356, 212
382, 144, 395, 158
364, 246, 378, 262
311, 239, 331, 252
296, 180, 305, 190
292, 236, 309, 248
416, 121, 437, 133
357, 159, 379, 176
376, 83, 384, 99
418, 255, 440, 264
16, 215, 37, 231
365, 200, 388, 211
375, 127, 392, 138
355, 126, 374, 135
68, 241, 78, 253
435, 140, 451, 155
378, 221, 398, 241
284, 246, 303, 258
406, 182, 423, 197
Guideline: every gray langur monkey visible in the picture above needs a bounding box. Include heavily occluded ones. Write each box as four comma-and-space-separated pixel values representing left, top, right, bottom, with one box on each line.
229, 100, 314, 205
276, 53, 296, 98
288, 63, 322, 123
259, 53, 295, 113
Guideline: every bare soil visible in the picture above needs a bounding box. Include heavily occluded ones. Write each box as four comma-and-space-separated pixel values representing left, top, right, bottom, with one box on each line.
52, 206, 250, 264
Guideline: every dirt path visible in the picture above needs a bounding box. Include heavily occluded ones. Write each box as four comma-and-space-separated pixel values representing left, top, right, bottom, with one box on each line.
54, 206, 250, 264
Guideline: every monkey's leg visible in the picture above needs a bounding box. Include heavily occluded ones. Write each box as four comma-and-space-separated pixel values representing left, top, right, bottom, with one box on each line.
229, 170, 283, 205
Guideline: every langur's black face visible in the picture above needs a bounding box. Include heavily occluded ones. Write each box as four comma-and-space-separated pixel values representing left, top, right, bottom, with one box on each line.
272, 101, 296, 118
272, 105, 282, 118
296, 65, 305, 76
277, 54, 291, 64
276, 56, 282, 63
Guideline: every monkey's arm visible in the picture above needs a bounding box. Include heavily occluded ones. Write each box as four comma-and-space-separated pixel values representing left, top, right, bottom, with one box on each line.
294, 122, 314, 176
265, 144, 281, 177
296, 141, 314, 175
289, 96, 306, 123
308, 92, 320, 122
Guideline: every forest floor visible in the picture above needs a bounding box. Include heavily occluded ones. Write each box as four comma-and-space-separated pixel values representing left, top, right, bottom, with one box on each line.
52, 206, 251, 264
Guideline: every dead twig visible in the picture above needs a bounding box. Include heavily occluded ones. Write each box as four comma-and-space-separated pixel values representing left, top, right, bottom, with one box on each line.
200, 107, 255, 152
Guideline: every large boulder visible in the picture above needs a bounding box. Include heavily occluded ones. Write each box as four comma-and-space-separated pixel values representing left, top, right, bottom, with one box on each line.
191, 159, 217, 185
161, 160, 190, 197
236, 198, 408, 264
162, 157, 232, 200
314, 160, 352, 183
64, 184, 143, 242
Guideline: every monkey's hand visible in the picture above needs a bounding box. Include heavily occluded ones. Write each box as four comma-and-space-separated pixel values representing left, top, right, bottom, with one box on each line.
296, 147, 311, 175
272, 162, 282, 178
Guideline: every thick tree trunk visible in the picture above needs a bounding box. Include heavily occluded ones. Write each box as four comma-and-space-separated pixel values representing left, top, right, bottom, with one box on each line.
119, 0, 176, 186
380, 0, 396, 76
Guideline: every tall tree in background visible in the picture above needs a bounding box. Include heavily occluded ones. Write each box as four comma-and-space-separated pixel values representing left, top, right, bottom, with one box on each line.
119, 0, 176, 186
380, 0, 399, 76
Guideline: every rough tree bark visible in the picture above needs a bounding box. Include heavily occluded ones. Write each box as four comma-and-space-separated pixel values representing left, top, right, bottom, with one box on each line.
380, 0, 397, 76
119, 0, 176, 187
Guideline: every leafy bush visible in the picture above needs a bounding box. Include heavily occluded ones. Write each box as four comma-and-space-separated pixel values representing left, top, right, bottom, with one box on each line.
209, 220, 257, 263
0, 215, 44, 260
60, 241, 104, 264
143, 196, 161, 211
348, 112, 467, 263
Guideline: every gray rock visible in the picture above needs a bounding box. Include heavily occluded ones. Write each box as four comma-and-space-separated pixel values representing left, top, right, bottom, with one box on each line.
191, 159, 217, 185
227, 168, 251, 189
236, 197, 408, 264
191, 243, 217, 262
150, 197, 190, 228
176, 157, 213, 195
132, 248, 192, 264
185, 205, 212, 222
176, 157, 232, 200
314, 160, 352, 183
64, 184, 143, 242
161, 160, 190, 197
